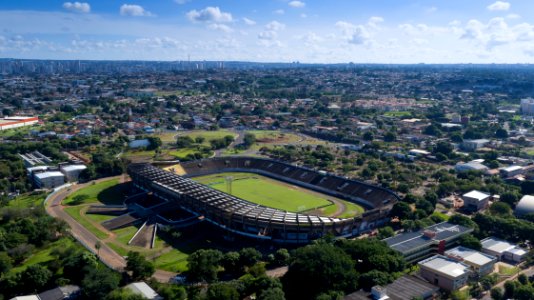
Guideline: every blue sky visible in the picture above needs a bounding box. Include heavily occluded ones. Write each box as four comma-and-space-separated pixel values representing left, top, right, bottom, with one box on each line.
1, 1, 534, 63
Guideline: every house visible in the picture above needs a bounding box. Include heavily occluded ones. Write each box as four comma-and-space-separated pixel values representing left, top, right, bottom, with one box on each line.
418, 255, 471, 291
444, 246, 497, 276
454, 161, 488, 173
461, 190, 491, 212
481, 237, 527, 263
499, 165, 524, 178
125, 282, 163, 300
462, 139, 490, 152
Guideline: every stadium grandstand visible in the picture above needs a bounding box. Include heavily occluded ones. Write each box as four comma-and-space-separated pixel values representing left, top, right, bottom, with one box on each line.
128, 157, 399, 244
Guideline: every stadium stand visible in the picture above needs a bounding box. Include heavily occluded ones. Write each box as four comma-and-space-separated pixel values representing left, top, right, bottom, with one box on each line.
128, 157, 399, 244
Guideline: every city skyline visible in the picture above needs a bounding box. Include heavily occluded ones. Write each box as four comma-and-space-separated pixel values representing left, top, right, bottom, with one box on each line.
2, 0, 534, 63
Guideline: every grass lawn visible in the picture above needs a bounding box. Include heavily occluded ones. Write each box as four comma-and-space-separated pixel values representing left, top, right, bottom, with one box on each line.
498, 264, 520, 276
167, 148, 198, 159
432, 211, 450, 221
153, 249, 189, 272
337, 201, 365, 218
86, 213, 116, 223
384, 111, 412, 117
64, 206, 109, 239
11, 238, 77, 273
8, 192, 47, 208
63, 179, 123, 206
179, 130, 238, 146
114, 225, 140, 245
193, 172, 333, 213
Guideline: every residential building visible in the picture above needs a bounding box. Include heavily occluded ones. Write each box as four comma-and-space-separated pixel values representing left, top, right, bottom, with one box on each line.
444, 246, 497, 276
454, 161, 488, 173
481, 237, 527, 263
384, 222, 473, 263
521, 98, 534, 115
418, 255, 471, 291
461, 139, 490, 152
461, 190, 491, 212
499, 165, 525, 178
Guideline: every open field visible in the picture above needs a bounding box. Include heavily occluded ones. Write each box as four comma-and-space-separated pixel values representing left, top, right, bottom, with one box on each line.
193, 172, 363, 217
11, 238, 78, 273
63, 179, 123, 205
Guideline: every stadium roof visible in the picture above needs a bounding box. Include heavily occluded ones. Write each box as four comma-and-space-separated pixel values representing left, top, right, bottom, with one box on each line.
384, 222, 473, 255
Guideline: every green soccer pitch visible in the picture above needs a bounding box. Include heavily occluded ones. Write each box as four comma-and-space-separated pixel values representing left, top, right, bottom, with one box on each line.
192, 172, 364, 218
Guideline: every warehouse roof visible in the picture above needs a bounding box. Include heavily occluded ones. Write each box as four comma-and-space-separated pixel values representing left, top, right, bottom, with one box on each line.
462, 190, 491, 201
34, 171, 64, 180
445, 246, 497, 267
419, 255, 470, 278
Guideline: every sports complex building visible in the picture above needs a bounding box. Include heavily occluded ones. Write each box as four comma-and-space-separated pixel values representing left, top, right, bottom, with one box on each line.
127, 157, 400, 244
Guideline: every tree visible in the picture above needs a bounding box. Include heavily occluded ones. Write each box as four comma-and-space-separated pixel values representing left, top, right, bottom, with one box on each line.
82, 268, 121, 299
389, 202, 412, 220
358, 270, 393, 290
490, 202, 512, 217
384, 132, 396, 142
362, 132, 373, 141
459, 234, 482, 251
222, 251, 241, 274
146, 137, 162, 150
500, 192, 520, 207
176, 136, 194, 148
206, 282, 240, 300
239, 247, 262, 267
423, 124, 442, 137
105, 289, 146, 300
377, 226, 395, 240
0, 252, 12, 275
448, 214, 478, 230
195, 136, 205, 144
187, 249, 223, 282
495, 128, 508, 139
490, 287, 503, 300
126, 251, 155, 280
243, 133, 257, 148
22, 264, 52, 292
257, 287, 286, 300
282, 243, 358, 299
273, 248, 290, 266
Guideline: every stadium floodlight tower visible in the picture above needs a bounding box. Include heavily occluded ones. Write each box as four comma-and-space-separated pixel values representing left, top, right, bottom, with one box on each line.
225, 176, 233, 195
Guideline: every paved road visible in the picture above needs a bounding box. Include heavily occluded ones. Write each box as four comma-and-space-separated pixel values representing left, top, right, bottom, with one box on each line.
45, 177, 176, 283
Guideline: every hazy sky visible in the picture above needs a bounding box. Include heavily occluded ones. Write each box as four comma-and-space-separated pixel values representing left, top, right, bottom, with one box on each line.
1, 1, 534, 63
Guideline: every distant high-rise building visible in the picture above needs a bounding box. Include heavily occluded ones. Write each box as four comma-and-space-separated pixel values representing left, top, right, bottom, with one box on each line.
521, 98, 534, 115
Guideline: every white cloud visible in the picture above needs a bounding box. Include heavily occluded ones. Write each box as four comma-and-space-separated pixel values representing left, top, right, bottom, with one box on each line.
265, 21, 286, 31
487, 1, 511, 11
120, 4, 152, 17
461, 17, 534, 49
274, 9, 285, 15
336, 21, 370, 45
63, 2, 91, 13
174, 0, 191, 4
258, 31, 277, 40
243, 17, 256, 26
208, 23, 233, 33
186, 6, 232, 23
288, 1, 305, 8
507, 14, 521, 20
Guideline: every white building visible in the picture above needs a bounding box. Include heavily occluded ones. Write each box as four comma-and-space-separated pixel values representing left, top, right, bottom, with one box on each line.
499, 165, 524, 178
515, 195, 534, 217
60, 164, 87, 182
462, 190, 491, 212
445, 246, 497, 276
34, 171, 65, 189
125, 282, 162, 300
0, 116, 39, 131
462, 139, 490, 152
521, 98, 534, 115
481, 237, 527, 263
418, 255, 471, 291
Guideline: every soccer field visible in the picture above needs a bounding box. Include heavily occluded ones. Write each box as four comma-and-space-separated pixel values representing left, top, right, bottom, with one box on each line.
192, 172, 364, 217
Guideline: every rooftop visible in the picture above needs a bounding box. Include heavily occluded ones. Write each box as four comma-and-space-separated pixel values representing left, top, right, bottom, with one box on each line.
419, 255, 470, 278
34, 171, 65, 180
126, 282, 161, 300
384, 222, 473, 255
462, 190, 491, 201
481, 237, 518, 254
445, 246, 497, 267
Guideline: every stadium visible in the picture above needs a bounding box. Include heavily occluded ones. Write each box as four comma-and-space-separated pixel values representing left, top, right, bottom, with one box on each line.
127, 157, 400, 244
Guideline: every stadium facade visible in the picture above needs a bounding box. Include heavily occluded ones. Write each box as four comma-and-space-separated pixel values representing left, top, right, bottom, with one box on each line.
128, 157, 399, 244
